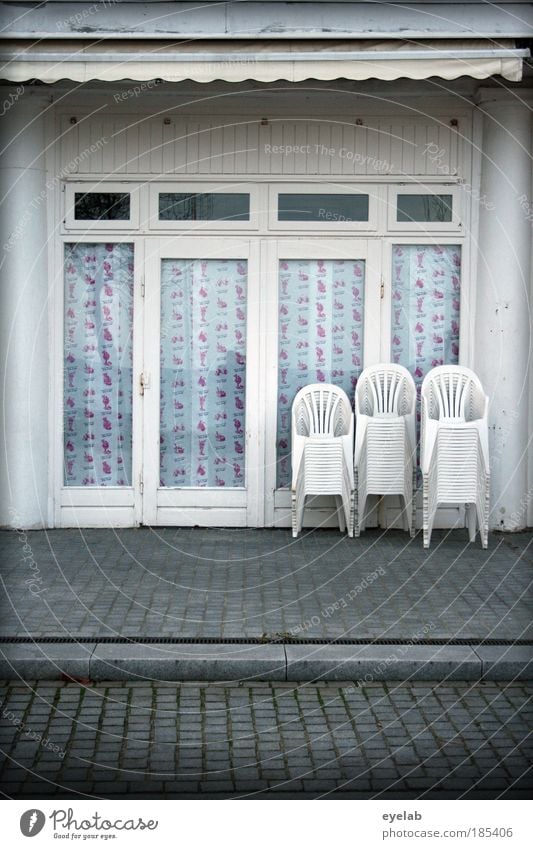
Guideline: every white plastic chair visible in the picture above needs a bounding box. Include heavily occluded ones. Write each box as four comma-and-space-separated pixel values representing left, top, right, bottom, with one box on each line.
291, 384, 354, 537
353, 364, 417, 537
421, 365, 490, 549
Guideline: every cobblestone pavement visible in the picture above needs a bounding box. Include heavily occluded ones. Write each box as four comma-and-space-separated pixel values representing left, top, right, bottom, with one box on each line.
0, 528, 531, 640
0, 680, 531, 799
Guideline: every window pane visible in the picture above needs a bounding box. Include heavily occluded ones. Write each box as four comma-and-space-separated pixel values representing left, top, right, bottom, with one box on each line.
74, 192, 130, 220
278, 193, 369, 222
160, 259, 247, 487
277, 259, 365, 488
64, 243, 134, 486
391, 244, 461, 477
158, 193, 250, 221
396, 194, 453, 223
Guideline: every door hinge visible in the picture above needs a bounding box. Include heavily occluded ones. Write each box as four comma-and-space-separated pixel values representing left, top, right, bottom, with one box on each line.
139, 372, 149, 395
380, 277, 385, 299
139, 472, 144, 494
140, 277, 145, 298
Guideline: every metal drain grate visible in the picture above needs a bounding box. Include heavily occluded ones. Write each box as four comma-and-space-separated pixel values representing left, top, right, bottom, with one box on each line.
0, 636, 530, 646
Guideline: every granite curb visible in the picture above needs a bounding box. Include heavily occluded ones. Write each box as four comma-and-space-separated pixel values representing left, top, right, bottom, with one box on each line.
1, 642, 532, 681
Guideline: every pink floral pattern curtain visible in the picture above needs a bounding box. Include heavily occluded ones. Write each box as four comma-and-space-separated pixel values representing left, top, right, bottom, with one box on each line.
64, 243, 134, 486
160, 258, 247, 488
391, 244, 461, 475
277, 259, 365, 487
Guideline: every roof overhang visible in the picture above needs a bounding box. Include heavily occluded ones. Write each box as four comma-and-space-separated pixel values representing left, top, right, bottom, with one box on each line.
0, 39, 527, 83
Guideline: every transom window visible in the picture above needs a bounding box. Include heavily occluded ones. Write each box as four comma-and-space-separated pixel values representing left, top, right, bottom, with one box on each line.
158, 192, 250, 222
277, 192, 369, 222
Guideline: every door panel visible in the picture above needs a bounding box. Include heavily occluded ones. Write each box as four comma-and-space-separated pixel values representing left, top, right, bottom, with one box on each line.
143, 237, 261, 526
159, 257, 248, 489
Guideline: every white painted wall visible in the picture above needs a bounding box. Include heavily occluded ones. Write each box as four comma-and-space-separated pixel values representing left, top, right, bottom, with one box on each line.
0, 92, 51, 528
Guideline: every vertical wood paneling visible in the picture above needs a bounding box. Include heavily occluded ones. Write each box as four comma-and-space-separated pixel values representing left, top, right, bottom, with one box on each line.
90, 122, 104, 172
58, 115, 466, 178
449, 125, 460, 176
149, 120, 163, 175
414, 123, 428, 174
424, 122, 440, 175
353, 125, 368, 175
269, 123, 283, 174
293, 123, 308, 175
185, 122, 199, 173
197, 123, 212, 173
222, 124, 236, 174
125, 123, 140, 173
317, 123, 332, 175
209, 125, 224, 173
329, 123, 343, 175
282, 123, 295, 174
137, 121, 152, 172
246, 122, 260, 173
233, 123, 247, 174
343, 122, 355, 174
162, 122, 176, 174
102, 120, 115, 176
305, 123, 319, 175
113, 122, 128, 174
378, 122, 392, 175
60, 116, 79, 173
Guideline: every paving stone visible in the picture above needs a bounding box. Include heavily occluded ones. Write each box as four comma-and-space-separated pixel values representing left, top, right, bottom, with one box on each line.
0, 528, 530, 642
1, 679, 532, 799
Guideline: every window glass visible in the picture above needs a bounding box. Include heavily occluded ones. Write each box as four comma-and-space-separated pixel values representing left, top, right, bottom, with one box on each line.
278, 193, 369, 222
276, 259, 365, 488
64, 243, 134, 486
159, 193, 250, 221
74, 192, 131, 221
160, 258, 247, 487
396, 194, 453, 223
391, 244, 461, 477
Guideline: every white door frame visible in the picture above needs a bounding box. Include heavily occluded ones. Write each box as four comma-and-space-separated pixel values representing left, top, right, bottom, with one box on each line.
55, 235, 144, 528
142, 236, 262, 527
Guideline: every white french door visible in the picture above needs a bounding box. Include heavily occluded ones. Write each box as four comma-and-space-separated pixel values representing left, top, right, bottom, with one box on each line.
140, 236, 380, 528
142, 237, 262, 526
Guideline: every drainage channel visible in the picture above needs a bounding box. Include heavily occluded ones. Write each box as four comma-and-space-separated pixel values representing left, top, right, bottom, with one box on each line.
0, 637, 531, 646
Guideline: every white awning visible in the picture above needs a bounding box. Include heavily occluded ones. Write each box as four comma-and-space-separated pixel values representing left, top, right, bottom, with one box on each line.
0, 40, 526, 84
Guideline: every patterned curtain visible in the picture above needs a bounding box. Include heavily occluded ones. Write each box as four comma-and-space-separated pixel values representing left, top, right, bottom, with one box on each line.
64, 243, 134, 486
160, 258, 247, 488
391, 244, 461, 475
277, 259, 365, 487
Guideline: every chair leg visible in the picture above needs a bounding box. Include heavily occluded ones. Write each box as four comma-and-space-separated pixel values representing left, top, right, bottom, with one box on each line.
352, 471, 360, 537
297, 494, 306, 536
291, 492, 298, 538
358, 493, 368, 537
335, 496, 346, 533
467, 503, 477, 543
410, 467, 417, 538
423, 475, 431, 548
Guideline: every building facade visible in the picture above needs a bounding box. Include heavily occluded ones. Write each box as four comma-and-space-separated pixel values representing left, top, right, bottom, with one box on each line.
0, 1, 532, 531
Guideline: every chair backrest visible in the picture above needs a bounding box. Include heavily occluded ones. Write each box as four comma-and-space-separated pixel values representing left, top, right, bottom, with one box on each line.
355, 364, 416, 418
292, 384, 352, 437
421, 365, 486, 422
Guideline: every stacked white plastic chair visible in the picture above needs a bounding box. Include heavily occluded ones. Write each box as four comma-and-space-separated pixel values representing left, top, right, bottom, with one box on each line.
353, 364, 417, 537
291, 384, 354, 537
421, 365, 490, 549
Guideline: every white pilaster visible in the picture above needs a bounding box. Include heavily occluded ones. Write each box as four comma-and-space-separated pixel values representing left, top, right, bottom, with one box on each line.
476, 93, 532, 531
0, 90, 51, 528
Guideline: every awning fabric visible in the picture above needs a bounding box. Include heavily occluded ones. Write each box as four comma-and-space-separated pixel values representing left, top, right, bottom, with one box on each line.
0, 39, 525, 84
